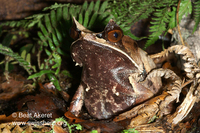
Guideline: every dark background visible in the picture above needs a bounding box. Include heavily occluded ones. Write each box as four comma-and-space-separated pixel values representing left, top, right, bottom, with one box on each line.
0, 0, 98, 21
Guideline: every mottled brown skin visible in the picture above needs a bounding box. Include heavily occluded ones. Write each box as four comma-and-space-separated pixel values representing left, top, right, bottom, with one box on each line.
69, 18, 162, 119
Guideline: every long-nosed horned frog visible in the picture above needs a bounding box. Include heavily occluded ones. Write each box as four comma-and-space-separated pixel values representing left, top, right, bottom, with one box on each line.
69, 17, 200, 127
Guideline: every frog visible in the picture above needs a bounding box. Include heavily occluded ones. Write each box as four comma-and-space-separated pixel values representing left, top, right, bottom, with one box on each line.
69, 18, 163, 120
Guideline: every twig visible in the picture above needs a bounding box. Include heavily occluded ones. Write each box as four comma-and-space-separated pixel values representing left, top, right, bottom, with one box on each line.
176, 0, 185, 46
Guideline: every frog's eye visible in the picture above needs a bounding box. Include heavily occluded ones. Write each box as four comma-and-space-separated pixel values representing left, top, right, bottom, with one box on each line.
69, 27, 80, 40
107, 30, 123, 42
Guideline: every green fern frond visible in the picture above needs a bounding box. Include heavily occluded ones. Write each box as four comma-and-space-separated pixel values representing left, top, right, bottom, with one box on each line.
77, 0, 111, 29
35, 0, 111, 69
109, 0, 193, 48
168, 0, 192, 29
193, 1, 200, 33
35, 0, 111, 90
0, 0, 111, 90
0, 44, 33, 75
43, 3, 68, 11
0, 20, 29, 28
178, 0, 192, 19
109, 0, 178, 40
145, 0, 192, 48
145, 7, 171, 48
34, 0, 111, 62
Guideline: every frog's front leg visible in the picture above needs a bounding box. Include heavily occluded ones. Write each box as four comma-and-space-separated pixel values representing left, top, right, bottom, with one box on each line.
69, 83, 85, 117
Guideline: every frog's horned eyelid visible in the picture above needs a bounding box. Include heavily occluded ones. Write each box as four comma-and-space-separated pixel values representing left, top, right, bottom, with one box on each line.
73, 17, 92, 33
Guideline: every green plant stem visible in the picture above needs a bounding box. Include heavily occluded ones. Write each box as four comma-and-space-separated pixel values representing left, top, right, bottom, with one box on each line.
4, 56, 10, 80
37, 49, 42, 69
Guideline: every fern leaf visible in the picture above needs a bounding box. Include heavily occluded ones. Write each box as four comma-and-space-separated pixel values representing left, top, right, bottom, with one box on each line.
2, 34, 13, 47
45, 49, 51, 56
28, 70, 54, 79
168, 7, 177, 29
99, 0, 108, 12
45, 14, 53, 33
52, 53, 61, 75
169, 0, 192, 28
169, 0, 192, 29
193, 1, 200, 33
145, 0, 192, 48
78, 14, 83, 25
50, 10, 57, 27
40, 23, 49, 37
94, 0, 100, 12
145, 7, 170, 48
56, 7, 62, 22
179, 0, 192, 19
0, 1, 112, 91
88, 12, 98, 28
88, 1, 94, 14
83, 11, 90, 27
26, 14, 45, 28
0, 44, 33, 75
26, 53, 31, 63
109, 0, 178, 41
19, 44, 34, 54
54, 28, 62, 43
81, 1, 88, 13
47, 73, 61, 91
52, 33, 59, 47
63, 6, 70, 21
38, 31, 48, 46
21, 50, 27, 60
